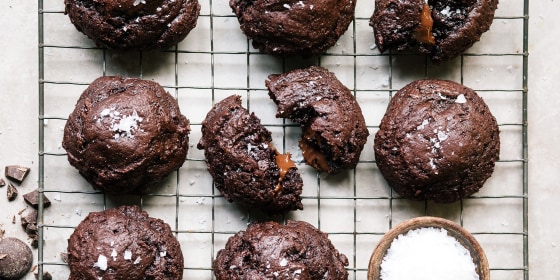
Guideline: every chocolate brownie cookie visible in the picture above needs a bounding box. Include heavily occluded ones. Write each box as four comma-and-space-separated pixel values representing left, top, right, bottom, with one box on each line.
229, 0, 356, 56
370, 0, 498, 62
374, 79, 500, 203
197, 95, 303, 212
214, 220, 349, 280
65, 0, 201, 51
267, 66, 369, 174
67, 205, 183, 280
63, 76, 190, 195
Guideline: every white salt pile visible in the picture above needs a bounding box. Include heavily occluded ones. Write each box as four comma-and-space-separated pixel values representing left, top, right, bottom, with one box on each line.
380, 227, 479, 280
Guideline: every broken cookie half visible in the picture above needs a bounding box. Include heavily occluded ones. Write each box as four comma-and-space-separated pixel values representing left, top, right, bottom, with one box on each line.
197, 95, 303, 213
267, 66, 369, 174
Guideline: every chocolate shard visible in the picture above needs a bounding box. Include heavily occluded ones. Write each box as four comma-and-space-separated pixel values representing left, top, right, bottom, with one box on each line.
5, 165, 30, 184
7, 183, 18, 201
21, 208, 38, 229
35, 271, 53, 280
30, 236, 39, 248
23, 189, 51, 209
60, 252, 69, 264
0, 178, 5, 187
21, 209, 40, 248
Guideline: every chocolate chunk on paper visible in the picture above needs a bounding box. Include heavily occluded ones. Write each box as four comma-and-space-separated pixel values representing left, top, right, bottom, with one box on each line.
0, 178, 5, 187
23, 189, 51, 209
35, 271, 53, 280
7, 183, 17, 201
5, 165, 30, 184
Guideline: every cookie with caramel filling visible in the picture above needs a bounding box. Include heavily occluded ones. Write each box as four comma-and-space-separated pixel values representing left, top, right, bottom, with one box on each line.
197, 95, 303, 212
267, 66, 369, 174
370, 0, 498, 62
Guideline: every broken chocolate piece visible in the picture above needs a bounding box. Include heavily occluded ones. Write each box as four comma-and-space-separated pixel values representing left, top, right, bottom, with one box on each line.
21, 209, 39, 249
0, 178, 5, 187
35, 271, 53, 280
60, 252, 69, 264
0, 237, 33, 279
23, 189, 51, 209
21, 209, 37, 229
5, 165, 30, 184
7, 183, 17, 201
30, 238, 38, 249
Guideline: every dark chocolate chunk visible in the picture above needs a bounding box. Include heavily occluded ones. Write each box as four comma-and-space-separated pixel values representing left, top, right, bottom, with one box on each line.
5, 165, 30, 184
35, 271, 53, 280
21, 209, 40, 249
60, 252, 69, 264
30, 238, 39, 249
21, 209, 38, 229
22, 210, 38, 236
0, 178, 5, 187
23, 189, 51, 209
0, 237, 34, 280
6, 183, 17, 201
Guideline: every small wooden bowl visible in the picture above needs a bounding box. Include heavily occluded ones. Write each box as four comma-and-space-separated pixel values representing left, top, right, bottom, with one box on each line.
368, 216, 489, 280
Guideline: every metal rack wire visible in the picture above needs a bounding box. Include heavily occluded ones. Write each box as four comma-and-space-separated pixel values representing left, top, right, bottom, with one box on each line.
37, 0, 528, 279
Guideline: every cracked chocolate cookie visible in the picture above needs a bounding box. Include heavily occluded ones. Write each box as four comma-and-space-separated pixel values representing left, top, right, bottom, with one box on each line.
67, 205, 183, 280
370, 0, 498, 62
214, 220, 349, 280
197, 95, 303, 212
374, 79, 500, 202
65, 0, 201, 51
229, 0, 356, 56
267, 66, 369, 174
63, 76, 190, 194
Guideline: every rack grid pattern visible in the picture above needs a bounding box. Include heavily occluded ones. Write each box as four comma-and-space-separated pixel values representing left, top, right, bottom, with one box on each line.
38, 0, 529, 279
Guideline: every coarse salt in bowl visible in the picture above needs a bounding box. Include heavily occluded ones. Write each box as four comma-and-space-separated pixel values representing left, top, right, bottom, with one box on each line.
368, 216, 490, 280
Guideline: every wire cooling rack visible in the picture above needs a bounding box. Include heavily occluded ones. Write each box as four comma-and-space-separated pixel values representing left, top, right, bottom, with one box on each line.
37, 0, 528, 279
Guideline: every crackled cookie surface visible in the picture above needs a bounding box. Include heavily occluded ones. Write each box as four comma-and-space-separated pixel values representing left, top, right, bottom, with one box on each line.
370, 0, 499, 61
374, 79, 500, 202
214, 220, 349, 280
230, 0, 356, 56
197, 95, 303, 212
65, 0, 200, 50
67, 205, 184, 280
63, 76, 190, 194
267, 66, 369, 174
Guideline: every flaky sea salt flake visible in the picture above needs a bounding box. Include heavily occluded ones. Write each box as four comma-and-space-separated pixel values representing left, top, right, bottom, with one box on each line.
455, 94, 467, 104
124, 250, 132, 260
93, 255, 108, 271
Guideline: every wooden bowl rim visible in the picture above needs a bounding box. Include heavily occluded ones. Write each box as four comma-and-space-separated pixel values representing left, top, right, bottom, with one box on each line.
367, 216, 490, 280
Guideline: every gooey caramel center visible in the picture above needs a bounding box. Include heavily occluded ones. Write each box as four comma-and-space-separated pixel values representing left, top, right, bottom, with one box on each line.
416, 4, 436, 45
